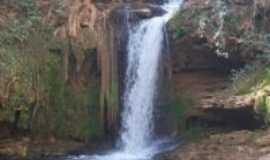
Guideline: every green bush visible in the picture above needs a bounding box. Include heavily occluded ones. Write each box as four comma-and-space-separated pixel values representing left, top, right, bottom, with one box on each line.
231, 61, 270, 95
257, 96, 270, 125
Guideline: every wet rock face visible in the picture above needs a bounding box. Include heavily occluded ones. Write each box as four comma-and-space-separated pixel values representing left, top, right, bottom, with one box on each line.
94, 2, 168, 135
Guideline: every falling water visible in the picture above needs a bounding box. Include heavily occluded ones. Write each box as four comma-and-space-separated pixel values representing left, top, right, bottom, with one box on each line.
69, 0, 182, 160
120, 0, 182, 153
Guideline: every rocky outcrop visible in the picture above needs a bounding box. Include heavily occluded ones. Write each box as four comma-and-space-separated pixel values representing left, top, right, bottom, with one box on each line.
36, 0, 169, 136
168, 0, 270, 72
199, 95, 254, 109
167, 0, 270, 133
162, 130, 270, 160
171, 71, 264, 131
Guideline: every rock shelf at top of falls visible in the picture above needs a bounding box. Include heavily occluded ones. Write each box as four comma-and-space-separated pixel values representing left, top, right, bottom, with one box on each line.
128, 3, 167, 19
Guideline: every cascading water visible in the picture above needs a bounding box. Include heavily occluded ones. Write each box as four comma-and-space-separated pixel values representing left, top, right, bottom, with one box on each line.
120, 0, 182, 153
70, 1, 182, 160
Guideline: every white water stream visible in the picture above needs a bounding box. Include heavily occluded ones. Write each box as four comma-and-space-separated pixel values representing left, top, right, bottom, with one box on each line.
120, 0, 182, 153
70, 0, 182, 160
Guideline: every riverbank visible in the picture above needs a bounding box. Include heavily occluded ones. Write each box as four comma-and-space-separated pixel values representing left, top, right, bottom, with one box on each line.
162, 128, 270, 160
0, 134, 114, 160
2, 128, 270, 160
0, 136, 82, 160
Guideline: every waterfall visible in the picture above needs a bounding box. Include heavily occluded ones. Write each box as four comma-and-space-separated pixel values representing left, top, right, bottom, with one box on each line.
69, 1, 182, 160
120, 0, 182, 153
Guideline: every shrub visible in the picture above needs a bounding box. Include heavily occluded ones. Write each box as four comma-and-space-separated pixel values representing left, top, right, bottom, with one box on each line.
230, 61, 270, 95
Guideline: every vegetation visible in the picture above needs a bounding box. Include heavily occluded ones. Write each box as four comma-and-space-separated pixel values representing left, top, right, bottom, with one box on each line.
230, 61, 270, 95
168, 93, 192, 129
230, 51, 270, 93
0, 0, 101, 140
166, 92, 206, 139
1, 0, 270, 159
174, 27, 190, 39
230, 55, 270, 124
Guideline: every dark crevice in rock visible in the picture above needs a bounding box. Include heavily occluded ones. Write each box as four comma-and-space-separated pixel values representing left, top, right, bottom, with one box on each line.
186, 107, 264, 130
171, 47, 246, 74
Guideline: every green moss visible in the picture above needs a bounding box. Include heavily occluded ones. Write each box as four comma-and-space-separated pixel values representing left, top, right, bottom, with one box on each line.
167, 93, 209, 141
110, 80, 119, 105
175, 26, 190, 39
224, 15, 241, 25
169, 8, 210, 39
40, 65, 101, 139
168, 93, 195, 131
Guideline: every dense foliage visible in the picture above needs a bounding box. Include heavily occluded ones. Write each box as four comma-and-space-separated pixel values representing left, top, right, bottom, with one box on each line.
0, 0, 101, 140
